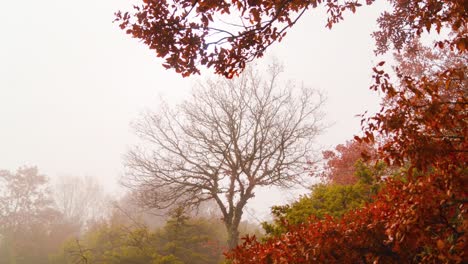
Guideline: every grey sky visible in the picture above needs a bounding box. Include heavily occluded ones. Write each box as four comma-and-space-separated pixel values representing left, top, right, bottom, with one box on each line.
0, 1, 389, 220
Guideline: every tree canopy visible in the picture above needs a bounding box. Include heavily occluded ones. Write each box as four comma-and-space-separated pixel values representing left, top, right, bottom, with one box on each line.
227, 29, 467, 264
124, 64, 323, 248
262, 148, 385, 238
115, 0, 466, 77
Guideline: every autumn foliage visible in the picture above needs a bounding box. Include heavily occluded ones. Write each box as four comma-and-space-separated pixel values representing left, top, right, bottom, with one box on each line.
115, 0, 467, 262
321, 140, 377, 185
115, 0, 366, 77
116, 0, 467, 77
226, 1, 466, 263
227, 169, 465, 263
228, 62, 466, 262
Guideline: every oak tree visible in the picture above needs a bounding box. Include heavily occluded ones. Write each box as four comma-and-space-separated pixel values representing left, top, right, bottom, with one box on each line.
124, 64, 324, 248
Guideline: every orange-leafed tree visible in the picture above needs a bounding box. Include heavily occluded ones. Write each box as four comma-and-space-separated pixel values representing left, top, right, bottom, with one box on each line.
227, 32, 467, 264
115, 0, 466, 77
115, 0, 360, 77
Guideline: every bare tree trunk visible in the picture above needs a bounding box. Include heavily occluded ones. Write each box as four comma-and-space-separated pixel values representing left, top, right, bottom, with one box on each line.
225, 195, 249, 249
226, 223, 240, 249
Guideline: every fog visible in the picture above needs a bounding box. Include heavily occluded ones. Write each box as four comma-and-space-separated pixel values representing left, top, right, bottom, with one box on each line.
0, 1, 388, 221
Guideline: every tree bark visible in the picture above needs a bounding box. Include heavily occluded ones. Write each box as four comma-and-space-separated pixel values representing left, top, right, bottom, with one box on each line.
226, 223, 240, 249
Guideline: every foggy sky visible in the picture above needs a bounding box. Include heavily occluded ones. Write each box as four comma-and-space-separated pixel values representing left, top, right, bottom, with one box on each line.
0, 1, 389, 220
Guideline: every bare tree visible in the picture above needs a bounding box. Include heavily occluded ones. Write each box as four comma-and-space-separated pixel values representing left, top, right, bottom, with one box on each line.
53, 175, 110, 231
124, 64, 324, 248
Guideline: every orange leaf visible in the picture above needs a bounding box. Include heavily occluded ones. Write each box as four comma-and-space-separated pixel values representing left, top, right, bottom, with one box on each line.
436, 239, 444, 250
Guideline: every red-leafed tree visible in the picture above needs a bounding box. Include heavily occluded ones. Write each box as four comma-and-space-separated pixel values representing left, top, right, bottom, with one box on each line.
227, 49, 466, 264
227, 170, 466, 263
321, 140, 377, 185
115, 0, 467, 77
226, 8, 467, 264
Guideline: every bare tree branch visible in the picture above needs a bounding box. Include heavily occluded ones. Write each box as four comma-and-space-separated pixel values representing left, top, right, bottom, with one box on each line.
123, 62, 324, 248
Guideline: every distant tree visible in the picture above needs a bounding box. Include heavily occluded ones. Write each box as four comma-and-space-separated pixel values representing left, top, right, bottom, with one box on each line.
0, 167, 63, 264
154, 208, 226, 264
111, 192, 169, 230
320, 140, 378, 185
53, 175, 110, 231
56, 220, 160, 264
111, 190, 223, 231
56, 210, 227, 264
124, 64, 324, 248
393, 39, 467, 80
